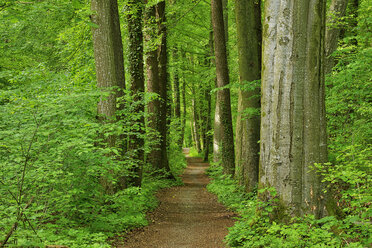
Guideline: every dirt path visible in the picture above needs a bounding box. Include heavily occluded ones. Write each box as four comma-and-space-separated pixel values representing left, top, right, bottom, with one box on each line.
118, 149, 235, 248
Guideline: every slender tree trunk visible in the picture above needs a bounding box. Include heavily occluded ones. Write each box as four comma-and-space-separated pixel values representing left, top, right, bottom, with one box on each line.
127, 0, 145, 187
156, 1, 172, 175
173, 48, 181, 121
202, 31, 215, 162
203, 84, 212, 162
234, 0, 261, 192
260, 0, 328, 218
211, 0, 235, 175
145, 1, 173, 177
325, 0, 349, 74
91, 0, 126, 192
192, 95, 201, 153
172, 46, 183, 149
180, 78, 187, 147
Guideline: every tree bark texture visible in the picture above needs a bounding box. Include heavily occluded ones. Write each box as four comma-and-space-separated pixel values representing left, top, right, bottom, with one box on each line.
145, 1, 173, 176
145, 4, 162, 171
127, 0, 145, 187
172, 47, 183, 148
91, 0, 125, 147
260, 0, 328, 218
325, 0, 349, 74
156, 1, 172, 174
234, 0, 261, 192
91, 0, 126, 192
211, 0, 235, 175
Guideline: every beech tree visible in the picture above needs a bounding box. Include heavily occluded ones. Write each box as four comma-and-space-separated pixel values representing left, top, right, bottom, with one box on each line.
234, 0, 261, 192
211, 0, 235, 175
91, 0, 126, 191
91, 0, 125, 145
260, 0, 328, 217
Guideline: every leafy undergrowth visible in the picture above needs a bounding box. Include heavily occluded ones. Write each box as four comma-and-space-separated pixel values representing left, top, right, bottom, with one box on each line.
0, 69, 186, 247
206, 163, 371, 248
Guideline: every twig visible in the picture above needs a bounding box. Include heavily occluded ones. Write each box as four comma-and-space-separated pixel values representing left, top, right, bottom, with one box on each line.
0, 197, 34, 248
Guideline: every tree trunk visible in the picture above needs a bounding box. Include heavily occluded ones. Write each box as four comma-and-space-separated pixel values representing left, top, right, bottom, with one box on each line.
192, 95, 201, 153
91, 0, 126, 192
260, 0, 328, 218
145, 1, 173, 177
127, 0, 145, 187
325, 0, 349, 74
172, 47, 183, 149
145, 3, 162, 171
202, 83, 212, 162
234, 0, 261, 192
180, 77, 186, 147
222, 0, 228, 55
156, 1, 172, 176
173, 48, 181, 120
211, 0, 235, 175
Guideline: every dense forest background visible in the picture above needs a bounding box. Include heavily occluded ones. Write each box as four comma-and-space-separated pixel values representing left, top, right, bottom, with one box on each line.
0, 0, 371, 247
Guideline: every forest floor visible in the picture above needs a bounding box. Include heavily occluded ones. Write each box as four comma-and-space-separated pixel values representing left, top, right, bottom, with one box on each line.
115, 148, 235, 248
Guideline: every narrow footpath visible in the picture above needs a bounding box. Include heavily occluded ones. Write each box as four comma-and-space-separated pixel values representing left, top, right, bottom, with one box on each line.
118, 149, 235, 248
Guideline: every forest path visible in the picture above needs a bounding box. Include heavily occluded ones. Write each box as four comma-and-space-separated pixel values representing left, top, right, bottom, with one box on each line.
118, 148, 235, 248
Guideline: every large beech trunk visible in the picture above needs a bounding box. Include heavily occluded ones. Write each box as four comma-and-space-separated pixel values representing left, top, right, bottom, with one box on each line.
260, 0, 328, 218
211, 0, 235, 175
91, 0, 126, 192
234, 0, 261, 192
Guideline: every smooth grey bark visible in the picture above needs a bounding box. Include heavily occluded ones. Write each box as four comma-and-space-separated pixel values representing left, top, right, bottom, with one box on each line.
234, 0, 261, 192
211, 0, 235, 175
91, 0, 125, 142
260, 0, 328, 218
91, 0, 126, 192
127, 0, 145, 187
325, 0, 349, 74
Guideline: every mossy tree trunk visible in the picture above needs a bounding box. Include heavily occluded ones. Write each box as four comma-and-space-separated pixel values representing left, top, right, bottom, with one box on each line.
234, 0, 261, 192
127, 0, 145, 187
260, 0, 328, 218
211, 0, 235, 175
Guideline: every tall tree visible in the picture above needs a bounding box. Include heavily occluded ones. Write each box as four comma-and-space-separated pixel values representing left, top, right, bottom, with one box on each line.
172, 47, 182, 148
234, 0, 261, 192
91, 0, 126, 191
127, 0, 145, 187
211, 0, 235, 175
325, 0, 349, 73
260, 0, 328, 217
156, 1, 172, 174
145, 0, 173, 177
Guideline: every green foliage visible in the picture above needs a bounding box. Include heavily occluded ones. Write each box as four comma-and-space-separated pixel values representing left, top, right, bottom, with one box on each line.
0, 67, 184, 246
207, 164, 371, 248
